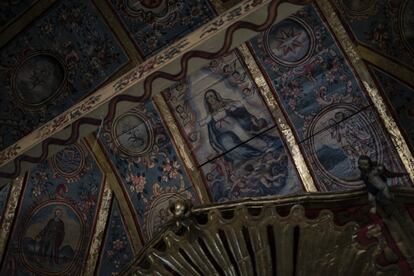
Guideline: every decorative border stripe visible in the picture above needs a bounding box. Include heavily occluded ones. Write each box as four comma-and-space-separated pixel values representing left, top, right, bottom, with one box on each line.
0, 175, 25, 263
84, 134, 143, 252
0, 0, 307, 185
357, 45, 414, 89
153, 95, 212, 203
316, 0, 414, 184
83, 179, 113, 276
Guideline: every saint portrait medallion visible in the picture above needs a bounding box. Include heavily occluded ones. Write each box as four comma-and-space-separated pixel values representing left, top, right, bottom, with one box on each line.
111, 111, 154, 157
19, 201, 85, 275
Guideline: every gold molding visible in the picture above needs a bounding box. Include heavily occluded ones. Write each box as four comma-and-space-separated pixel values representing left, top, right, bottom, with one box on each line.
153, 94, 212, 204
125, 199, 403, 275
316, 0, 414, 184
0, 175, 25, 261
92, 0, 143, 66
238, 43, 318, 192
209, 0, 241, 14
0, 0, 56, 48
357, 45, 414, 89
83, 179, 112, 276
84, 134, 143, 252
0, 0, 304, 179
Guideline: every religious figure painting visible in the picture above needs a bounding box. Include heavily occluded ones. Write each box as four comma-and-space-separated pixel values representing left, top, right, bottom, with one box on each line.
163, 51, 275, 166
331, 0, 414, 70
304, 106, 411, 190
163, 50, 302, 201
248, 5, 412, 191
20, 203, 83, 274
0, 142, 105, 275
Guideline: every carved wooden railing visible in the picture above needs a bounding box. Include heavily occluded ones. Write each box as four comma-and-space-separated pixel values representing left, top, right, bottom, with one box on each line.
121, 189, 414, 275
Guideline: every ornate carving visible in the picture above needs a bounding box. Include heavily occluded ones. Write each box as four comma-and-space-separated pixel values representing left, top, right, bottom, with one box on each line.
124, 193, 404, 275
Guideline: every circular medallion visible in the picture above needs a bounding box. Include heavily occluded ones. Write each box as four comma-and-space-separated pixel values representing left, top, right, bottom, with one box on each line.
264, 17, 315, 67
306, 104, 383, 187
145, 193, 184, 239
12, 53, 66, 109
112, 112, 154, 156
50, 144, 85, 178
126, 0, 165, 10
19, 201, 84, 275
400, 0, 414, 56
340, 0, 376, 16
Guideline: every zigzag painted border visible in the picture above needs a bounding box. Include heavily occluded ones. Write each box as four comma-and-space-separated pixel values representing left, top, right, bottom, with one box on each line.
0, 0, 309, 181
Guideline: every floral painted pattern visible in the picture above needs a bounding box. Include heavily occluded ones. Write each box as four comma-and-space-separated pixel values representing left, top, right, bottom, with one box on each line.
97, 199, 134, 276
0, 142, 105, 275
331, 0, 414, 69
108, 0, 216, 57
0, 0, 37, 27
369, 66, 414, 150
249, 5, 411, 191
0, 184, 11, 223
99, 102, 197, 240
0, 0, 129, 150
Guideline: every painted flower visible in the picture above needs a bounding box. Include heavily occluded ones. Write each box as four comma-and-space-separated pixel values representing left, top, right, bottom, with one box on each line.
325, 70, 335, 83
41, 22, 54, 34
113, 239, 124, 250
35, 171, 48, 182
107, 250, 114, 257
162, 159, 180, 180
127, 173, 146, 193
32, 185, 42, 197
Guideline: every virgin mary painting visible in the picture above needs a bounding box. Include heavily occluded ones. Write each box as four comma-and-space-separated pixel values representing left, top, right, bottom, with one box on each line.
200, 89, 279, 165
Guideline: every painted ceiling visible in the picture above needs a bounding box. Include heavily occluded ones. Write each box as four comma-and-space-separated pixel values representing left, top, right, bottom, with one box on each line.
0, 0, 413, 274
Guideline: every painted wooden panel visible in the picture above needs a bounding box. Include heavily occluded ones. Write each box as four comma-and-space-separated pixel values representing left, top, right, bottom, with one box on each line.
248, 4, 412, 191
331, 0, 414, 70
369, 65, 414, 151
249, 5, 370, 141
162, 50, 303, 202
0, 0, 37, 28
302, 106, 411, 191
96, 198, 134, 276
0, 142, 106, 275
0, 0, 129, 150
202, 127, 302, 202
99, 102, 198, 241
107, 0, 216, 58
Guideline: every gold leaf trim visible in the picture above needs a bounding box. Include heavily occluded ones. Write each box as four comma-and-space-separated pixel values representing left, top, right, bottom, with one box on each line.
0, 175, 25, 261
83, 180, 112, 276
357, 45, 414, 89
316, 0, 414, 184
153, 94, 212, 204
238, 43, 318, 192
84, 134, 143, 252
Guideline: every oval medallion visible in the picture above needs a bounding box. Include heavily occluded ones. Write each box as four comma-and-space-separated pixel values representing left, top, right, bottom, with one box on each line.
19, 202, 84, 275
400, 0, 414, 56
50, 144, 85, 178
112, 112, 154, 156
264, 17, 315, 67
306, 104, 383, 187
144, 193, 184, 239
12, 53, 66, 108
